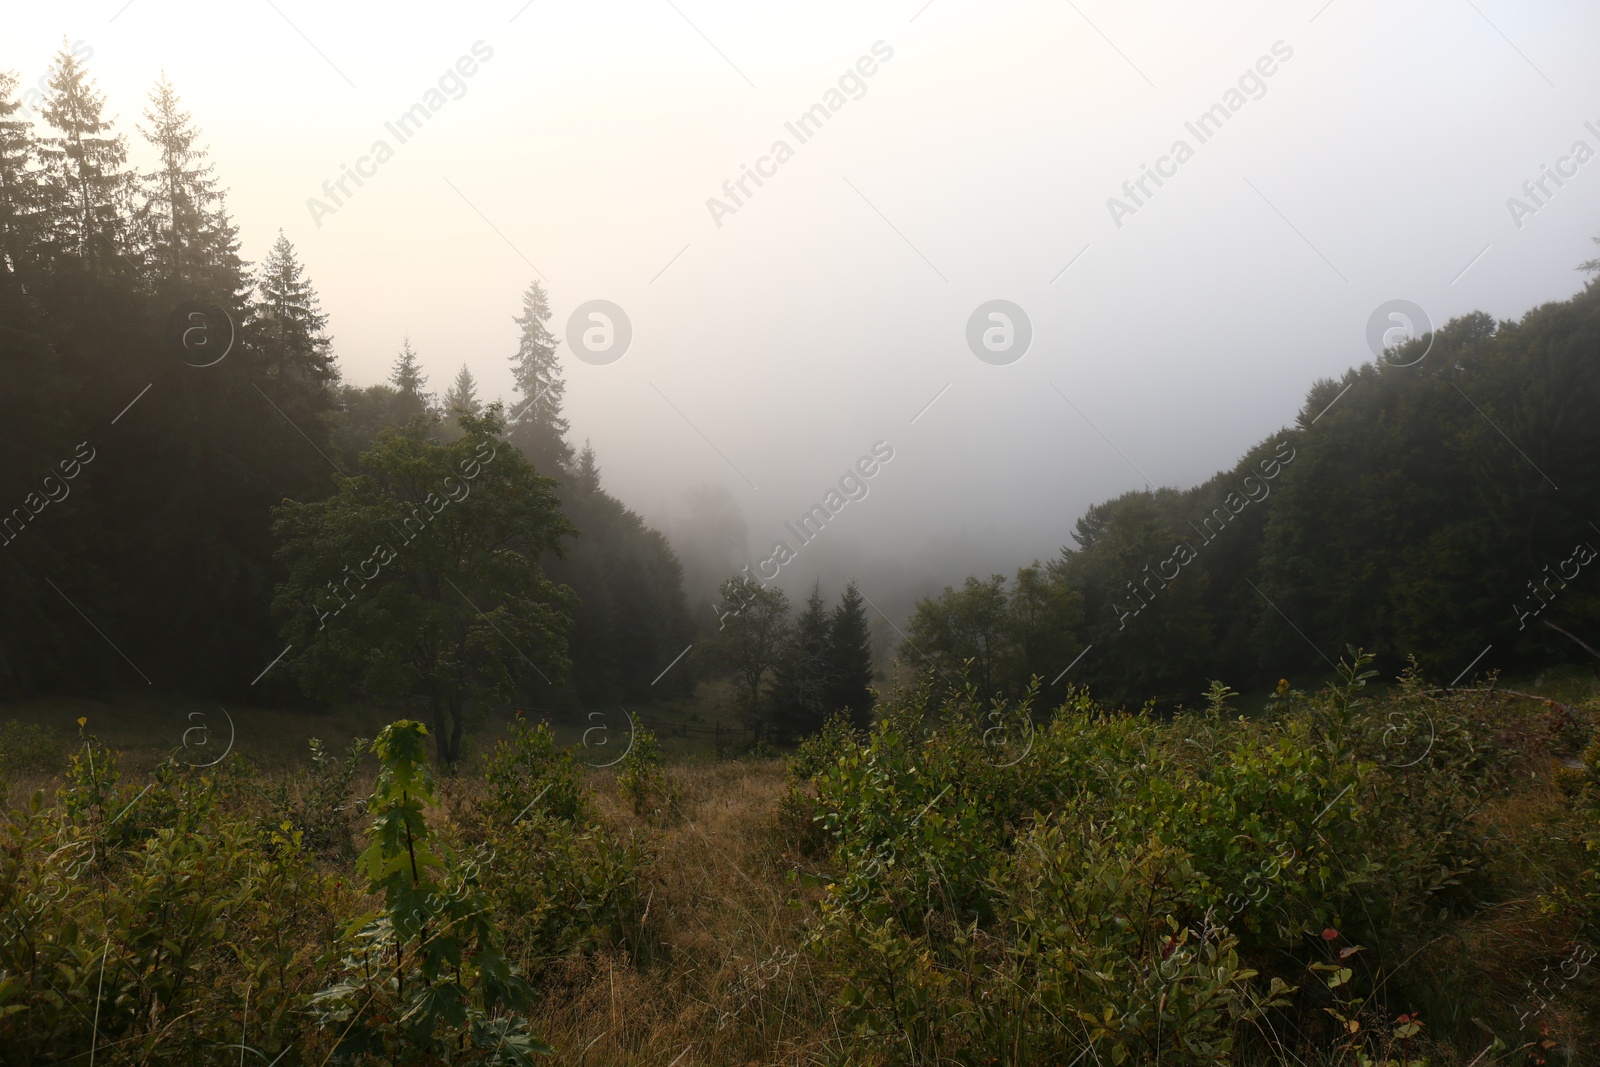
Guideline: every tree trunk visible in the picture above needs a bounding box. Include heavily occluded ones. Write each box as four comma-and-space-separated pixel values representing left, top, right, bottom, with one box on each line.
430, 692, 449, 766
448, 698, 465, 766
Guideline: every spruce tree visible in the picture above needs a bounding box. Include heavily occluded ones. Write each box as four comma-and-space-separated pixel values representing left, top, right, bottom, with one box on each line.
389, 337, 430, 419
0, 70, 37, 274
774, 581, 835, 742
36, 40, 127, 265
825, 581, 876, 730
137, 74, 245, 300
507, 279, 573, 474
255, 230, 336, 408
445, 363, 481, 415
572, 439, 602, 495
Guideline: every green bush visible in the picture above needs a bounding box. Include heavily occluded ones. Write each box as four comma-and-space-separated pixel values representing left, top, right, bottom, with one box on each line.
482, 716, 585, 824
0, 720, 353, 1064
616, 726, 671, 819
794, 655, 1511, 1064
309, 720, 551, 1064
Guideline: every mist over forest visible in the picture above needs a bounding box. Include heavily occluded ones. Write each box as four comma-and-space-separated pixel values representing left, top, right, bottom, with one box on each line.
3, 4, 1599, 1064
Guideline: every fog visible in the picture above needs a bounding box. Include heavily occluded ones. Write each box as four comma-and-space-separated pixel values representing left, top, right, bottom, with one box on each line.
16, 0, 1598, 623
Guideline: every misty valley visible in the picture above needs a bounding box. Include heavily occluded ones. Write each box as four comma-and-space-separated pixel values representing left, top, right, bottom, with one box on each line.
4, 8, 1600, 1067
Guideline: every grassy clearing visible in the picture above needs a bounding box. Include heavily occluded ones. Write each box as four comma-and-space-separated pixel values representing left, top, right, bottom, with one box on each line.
2, 663, 1598, 1064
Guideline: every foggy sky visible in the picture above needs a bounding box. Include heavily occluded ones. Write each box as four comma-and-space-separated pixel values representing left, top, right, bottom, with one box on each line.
11, 0, 1600, 623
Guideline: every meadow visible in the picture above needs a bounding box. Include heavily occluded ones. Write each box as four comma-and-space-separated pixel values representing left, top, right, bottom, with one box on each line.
1, 657, 1597, 1066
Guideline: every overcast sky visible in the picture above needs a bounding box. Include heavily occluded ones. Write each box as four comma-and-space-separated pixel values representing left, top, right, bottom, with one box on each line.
10, 0, 1600, 617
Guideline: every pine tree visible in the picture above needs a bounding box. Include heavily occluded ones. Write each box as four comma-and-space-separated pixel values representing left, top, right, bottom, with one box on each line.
256, 230, 336, 409
445, 363, 481, 415
507, 280, 573, 474
389, 337, 430, 419
137, 74, 245, 299
825, 581, 875, 730
572, 439, 601, 495
774, 581, 835, 742
36, 40, 127, 265
0, 70, 37, 275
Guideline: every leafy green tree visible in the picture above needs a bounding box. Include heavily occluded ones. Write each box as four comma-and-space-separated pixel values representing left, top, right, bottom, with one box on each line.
904, 574, 1010, 695
825, 581, 876, 730
332, 381, 403, 472
712, 576, 791, 741
1006, 562, 1084, 691
903, 566, 1084, 703
1055, 489, 1217, 705
271, 410, 576, 765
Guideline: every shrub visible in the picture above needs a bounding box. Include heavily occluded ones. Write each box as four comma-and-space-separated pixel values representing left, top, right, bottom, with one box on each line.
0, 720, 352, 1063
482, 717, 585, 825
799, 655, 1515, 1063
309, 720, 552, 1063
616, 726, 671, 819
297, 735, 369, 857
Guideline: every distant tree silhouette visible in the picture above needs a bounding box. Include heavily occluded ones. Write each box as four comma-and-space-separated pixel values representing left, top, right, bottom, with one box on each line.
507, 280, 572, 476
445, 363, 481, 416
138, 74, 244, 300
825, 581, 876, 730
773, 582, 833, 742
36, 39, 126, 264
389, 337, 430, 419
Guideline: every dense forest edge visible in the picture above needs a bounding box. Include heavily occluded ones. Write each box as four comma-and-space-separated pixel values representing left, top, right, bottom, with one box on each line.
3, 39, 1600, 1067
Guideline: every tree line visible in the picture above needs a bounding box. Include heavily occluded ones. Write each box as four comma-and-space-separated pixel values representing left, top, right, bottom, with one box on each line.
6, 38, 1596, 747
711, 576, 876, 743
0, 44, 693, 729
906, 255, 1600, 707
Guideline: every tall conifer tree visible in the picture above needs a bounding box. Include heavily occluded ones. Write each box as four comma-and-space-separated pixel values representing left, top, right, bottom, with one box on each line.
138, 74, 245, 300
446, 363, 481, 415
0, 71, 37, 274
255, 230, 335, 408
825, 581, 876, 729
774, 581, 834, 741
36, 41, 126, 265
507, 280, 572, 474
388, 337, 430, 420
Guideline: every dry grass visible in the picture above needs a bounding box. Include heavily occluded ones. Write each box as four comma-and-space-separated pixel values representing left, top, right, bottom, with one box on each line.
528, 759, 837, 1066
